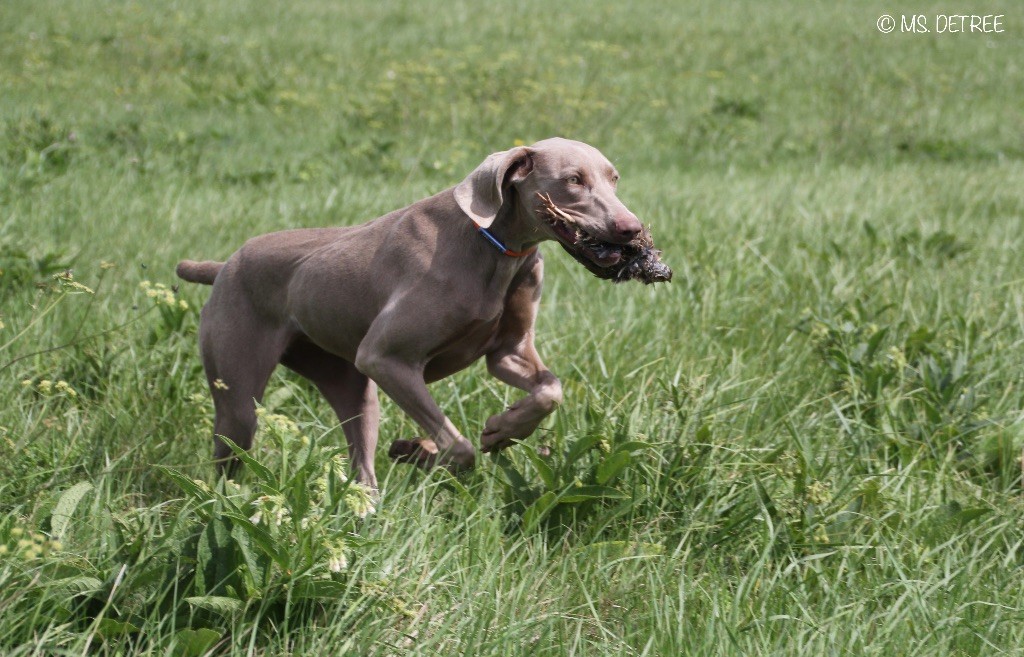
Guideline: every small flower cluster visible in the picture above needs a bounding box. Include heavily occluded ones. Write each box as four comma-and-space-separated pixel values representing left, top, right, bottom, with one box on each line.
54, 270, 93, 295
255, 407, 301, 435
887, 345, 908, 369
244, 407, 377, 574
326, 538, 348, 572
805, 480, 833, 506
250, 494, 291, 527
21, 378, 78, 398
255, 407, 311, 451
139, 280, 188, 310
313, 454, 349, 499
323, 450, 376, 515
809, 321, 830, 342
345, 484, 377, 519
1, 526, 62, 561
310, 454, 377, 521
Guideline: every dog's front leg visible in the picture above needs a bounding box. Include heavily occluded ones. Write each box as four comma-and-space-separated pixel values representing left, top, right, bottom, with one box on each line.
481, 343, 563, 453
479, 254, 562, 453
355, 353, 476, 472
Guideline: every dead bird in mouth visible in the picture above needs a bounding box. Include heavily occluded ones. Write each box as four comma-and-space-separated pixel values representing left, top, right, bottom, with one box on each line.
536, 192, 673, 284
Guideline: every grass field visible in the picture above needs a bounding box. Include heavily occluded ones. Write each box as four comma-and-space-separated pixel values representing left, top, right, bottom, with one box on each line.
2, 1, 1024, 654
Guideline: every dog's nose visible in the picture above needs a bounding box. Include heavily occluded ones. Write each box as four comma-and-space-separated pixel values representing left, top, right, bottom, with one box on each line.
613, 213, 642, 242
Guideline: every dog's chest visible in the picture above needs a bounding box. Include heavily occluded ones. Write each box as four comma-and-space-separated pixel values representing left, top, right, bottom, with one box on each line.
422, 308, 505, 383
422, 256, 539, 382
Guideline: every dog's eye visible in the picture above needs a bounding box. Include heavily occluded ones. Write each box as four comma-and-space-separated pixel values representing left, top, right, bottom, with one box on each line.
566, 175, 582, 186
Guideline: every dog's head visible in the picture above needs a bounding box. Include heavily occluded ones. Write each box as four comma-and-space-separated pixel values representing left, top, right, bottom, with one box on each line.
454, 138, 644, 270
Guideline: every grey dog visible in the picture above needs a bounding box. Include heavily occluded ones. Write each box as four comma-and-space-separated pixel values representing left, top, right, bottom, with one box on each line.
177, 138, 645, 488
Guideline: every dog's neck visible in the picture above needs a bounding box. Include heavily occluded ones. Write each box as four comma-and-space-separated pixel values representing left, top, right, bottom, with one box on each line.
485, 192, 546, 254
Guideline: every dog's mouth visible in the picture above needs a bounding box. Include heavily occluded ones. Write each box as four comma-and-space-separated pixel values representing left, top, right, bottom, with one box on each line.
535, 192, 673, 285
536, 194, 624, 267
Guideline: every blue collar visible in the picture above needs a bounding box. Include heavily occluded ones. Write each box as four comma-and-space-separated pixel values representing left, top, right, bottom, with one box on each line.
473, 223, 537, 257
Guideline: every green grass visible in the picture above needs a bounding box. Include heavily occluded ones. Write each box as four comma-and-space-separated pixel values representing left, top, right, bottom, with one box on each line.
2, 0, 1024, 654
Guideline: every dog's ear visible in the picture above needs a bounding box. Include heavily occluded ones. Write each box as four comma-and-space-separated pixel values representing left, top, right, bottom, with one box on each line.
454, 147, 533, 228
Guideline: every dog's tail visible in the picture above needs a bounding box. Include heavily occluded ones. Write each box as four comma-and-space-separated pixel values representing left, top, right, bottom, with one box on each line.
176, 260, 224, 285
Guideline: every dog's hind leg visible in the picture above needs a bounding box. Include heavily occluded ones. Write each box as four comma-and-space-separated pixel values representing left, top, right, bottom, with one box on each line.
280, 340, 380, 489
198, 300, 289, 473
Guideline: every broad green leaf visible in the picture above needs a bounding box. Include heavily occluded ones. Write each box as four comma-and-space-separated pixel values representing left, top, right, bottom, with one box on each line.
613, 440, 652, 454
596, 451, 631, 485
522, 491, 558, 532
492, 453, 537, 507
222, 511, 287, 567
172, 628, 222, 657
51, 575, 104, 595
231, 521, 267, 592
96, 618, 139, 638
158, 467, 214, 505
221, 436, 277, 485
955, 507, 991, 526
564, 433, 603, 465
522, 444, 557, 490
185, 595, 244, 619
196, 517, 234, 595
865, 326, 889, 360
50, 481, 93, 539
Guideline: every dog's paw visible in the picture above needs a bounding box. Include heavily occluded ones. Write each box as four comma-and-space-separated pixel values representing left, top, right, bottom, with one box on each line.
388, 438, 476, 472
388, 438, 439, 468
480, 430, 518, 453
480, 415, 513, 452
481, 407, 542, 452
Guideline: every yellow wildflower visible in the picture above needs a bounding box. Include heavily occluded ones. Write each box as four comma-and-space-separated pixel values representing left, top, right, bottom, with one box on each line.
887, 346, 908, 369
54, 380, 77, 397
806, 480, 833, 506
139, 280, 184, 308
54, 271, 93, 294
809, 321, 830, 342
257, 409, 300, 435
